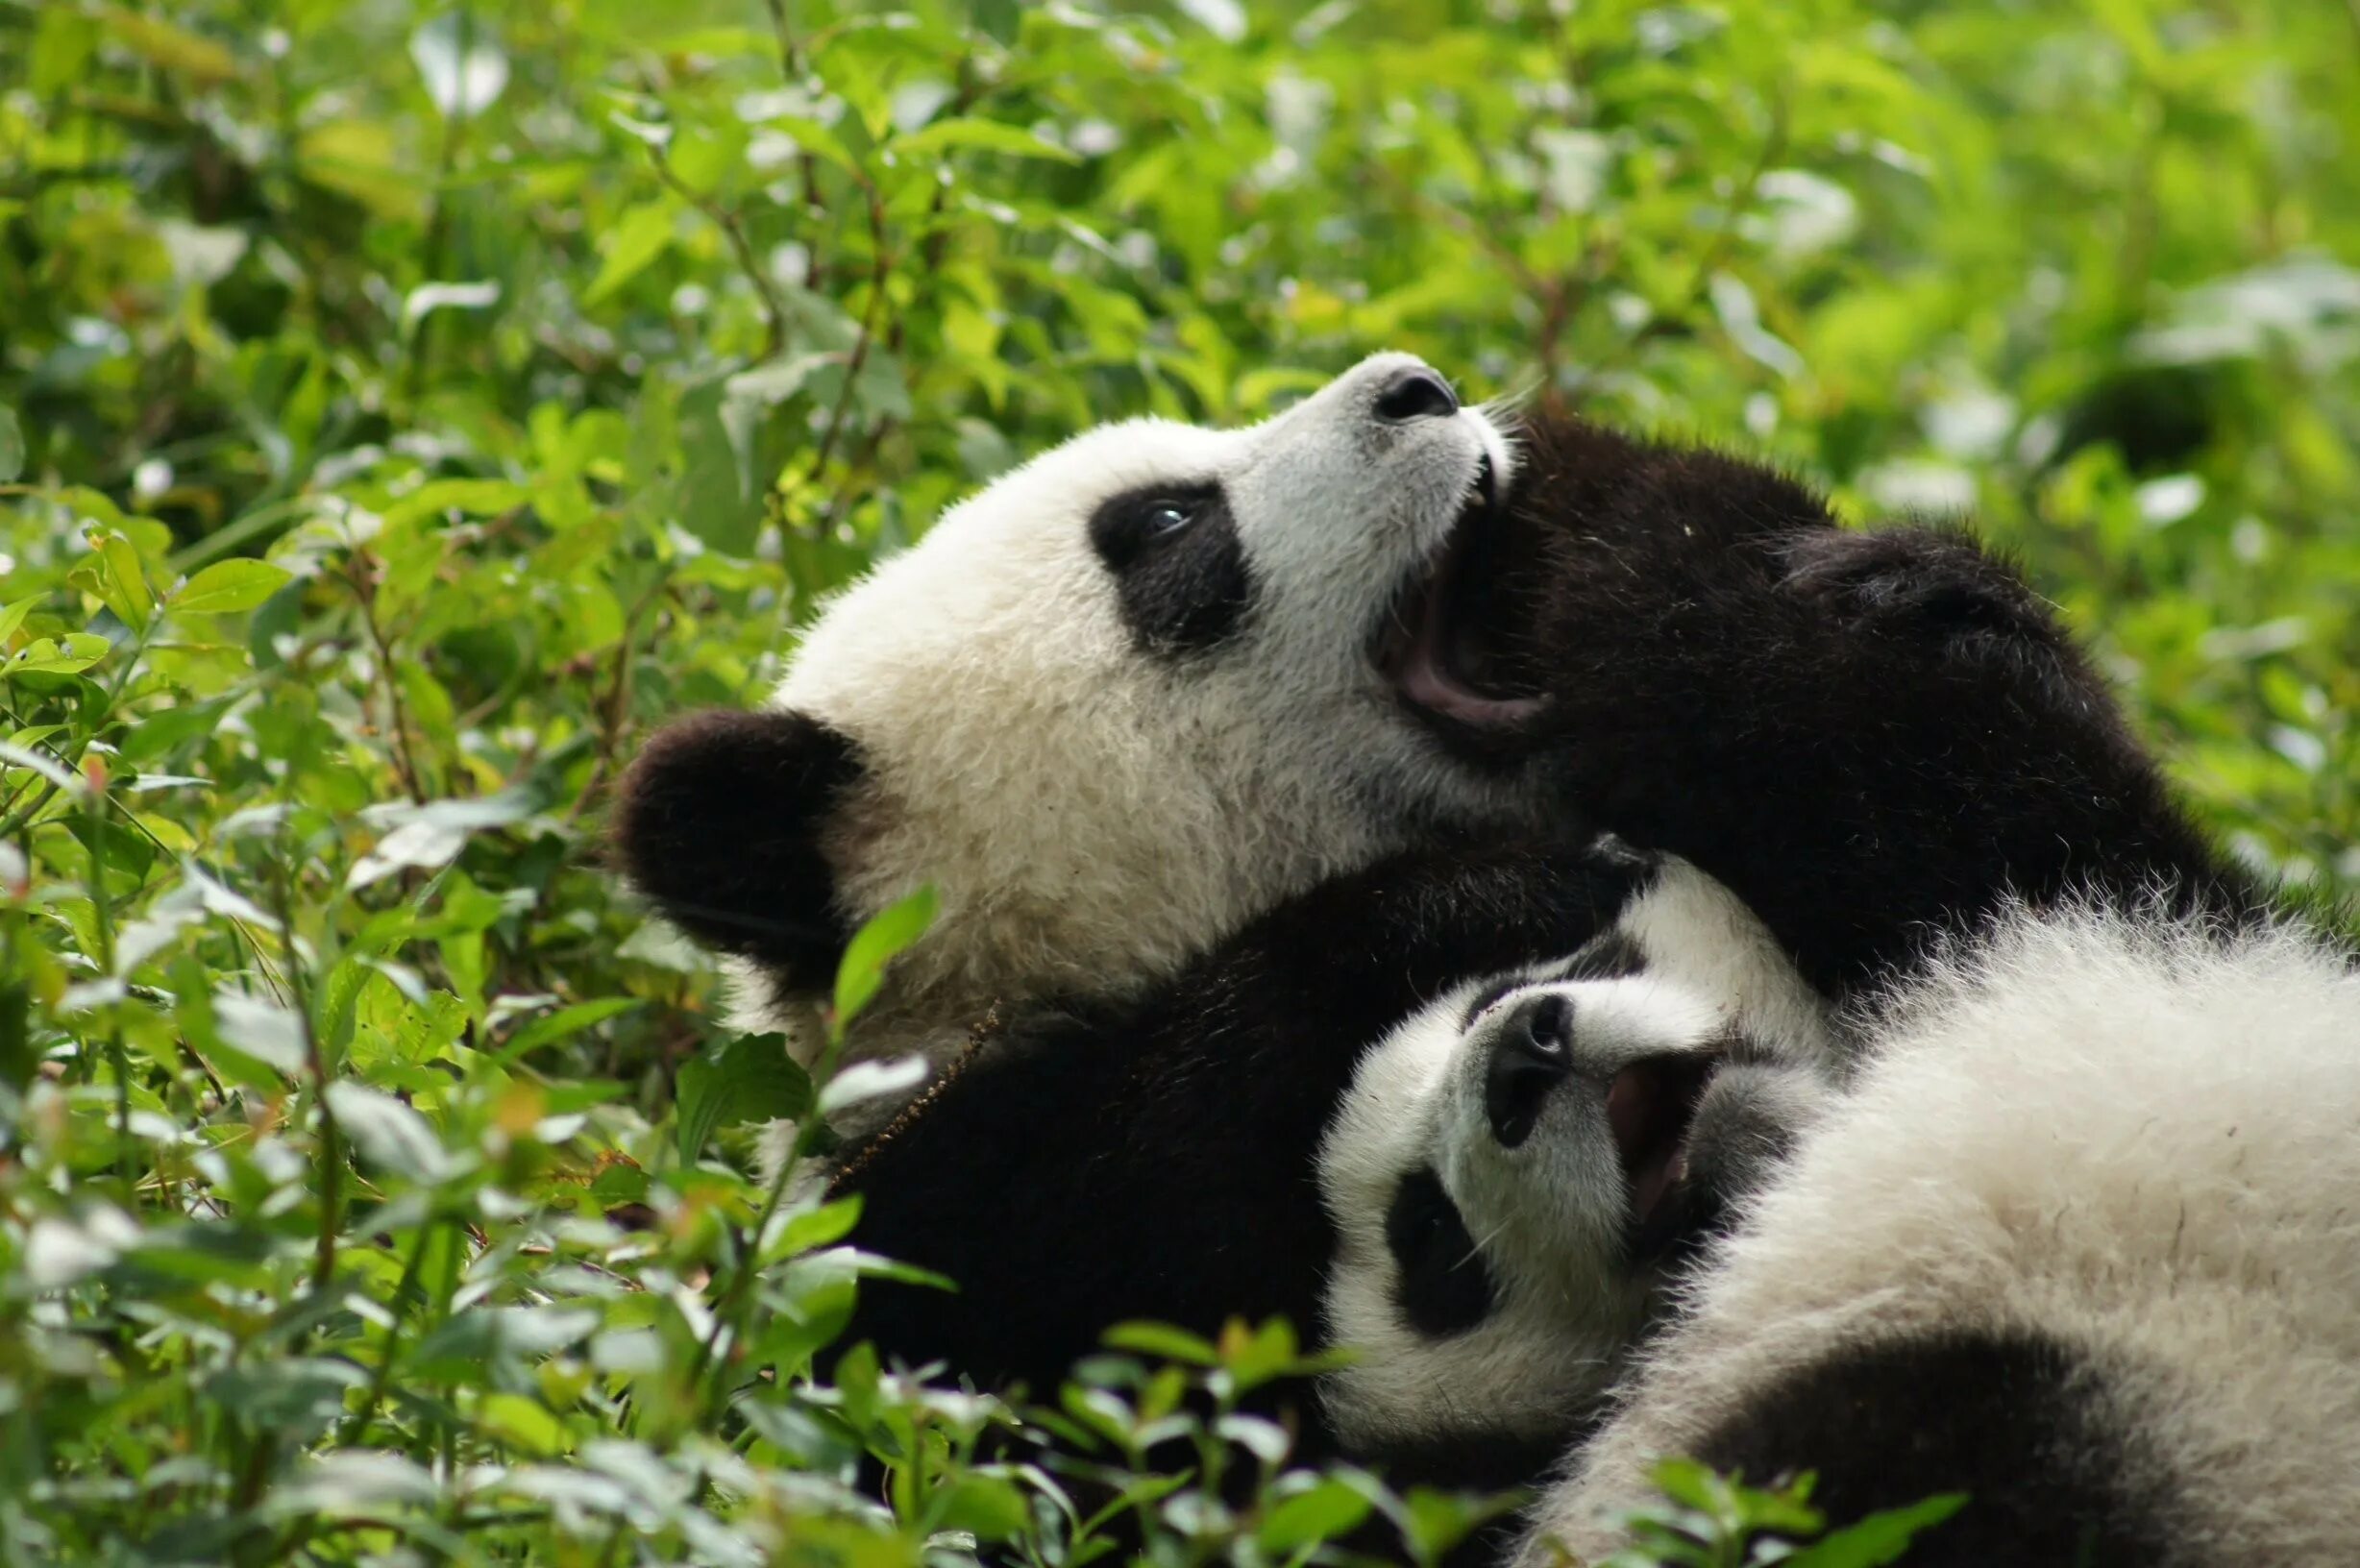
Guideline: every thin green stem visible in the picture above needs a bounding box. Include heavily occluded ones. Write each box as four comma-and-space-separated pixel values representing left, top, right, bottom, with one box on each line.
268, 849, 341, 1298
334, 1223, 434, 1448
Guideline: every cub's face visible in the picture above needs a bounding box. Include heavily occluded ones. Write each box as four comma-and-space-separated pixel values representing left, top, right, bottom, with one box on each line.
1316, 856, 1842, 1458
616, 354, 1532, 1062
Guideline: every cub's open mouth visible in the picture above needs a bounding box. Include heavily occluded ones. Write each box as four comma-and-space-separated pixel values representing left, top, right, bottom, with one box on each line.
1378, 453, 1553, 728
1607, 1052, 1719, 1259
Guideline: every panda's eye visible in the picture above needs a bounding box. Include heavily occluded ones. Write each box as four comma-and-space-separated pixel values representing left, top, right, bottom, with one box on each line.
1144, 500, 1198, 535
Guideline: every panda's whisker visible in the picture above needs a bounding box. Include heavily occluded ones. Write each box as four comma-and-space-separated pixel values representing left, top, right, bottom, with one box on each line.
1476, 375, 1542, 424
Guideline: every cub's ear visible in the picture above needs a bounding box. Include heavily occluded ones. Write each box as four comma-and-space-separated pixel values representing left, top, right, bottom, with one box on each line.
1781, 526, 2061, 649
611, 708, 866, 988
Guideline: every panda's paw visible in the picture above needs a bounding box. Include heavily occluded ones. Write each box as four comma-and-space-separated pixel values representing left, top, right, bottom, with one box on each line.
1566, 830, 1663, 882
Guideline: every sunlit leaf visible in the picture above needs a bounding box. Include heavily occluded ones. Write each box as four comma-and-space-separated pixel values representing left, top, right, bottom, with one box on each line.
830, 885, 939, 1032
173, 559, 292, 616
410, 11, 508, 117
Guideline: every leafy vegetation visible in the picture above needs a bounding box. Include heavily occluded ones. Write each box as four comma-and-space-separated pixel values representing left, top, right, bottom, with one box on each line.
2, 0, 2354, 1562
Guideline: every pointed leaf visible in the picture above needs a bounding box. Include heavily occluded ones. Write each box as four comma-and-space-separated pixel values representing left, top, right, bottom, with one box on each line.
174, 559, 292, 616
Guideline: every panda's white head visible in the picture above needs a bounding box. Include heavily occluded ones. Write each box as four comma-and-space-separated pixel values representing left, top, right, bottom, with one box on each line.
616, 354, 1535, 1062
1316, 858, 1840, 1458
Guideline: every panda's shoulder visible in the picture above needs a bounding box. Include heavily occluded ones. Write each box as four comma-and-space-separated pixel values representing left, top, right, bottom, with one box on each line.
1731, 905, 2360, 1324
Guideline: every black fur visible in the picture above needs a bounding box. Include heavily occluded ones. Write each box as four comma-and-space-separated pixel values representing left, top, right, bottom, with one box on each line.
1089, 481, 1257, 655
1457, 417, 2260, 992
1559, 930, 1647, 983
836, 840, 1654, 1442
1685, 1331, 2176, 1566
1387, 1166, 1498, 1336
609, 708, 863, 987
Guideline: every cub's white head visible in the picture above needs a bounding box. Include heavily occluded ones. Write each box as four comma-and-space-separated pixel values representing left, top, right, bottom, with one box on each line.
1316, 857, 1841, 1458
617, 354, 1531, 1066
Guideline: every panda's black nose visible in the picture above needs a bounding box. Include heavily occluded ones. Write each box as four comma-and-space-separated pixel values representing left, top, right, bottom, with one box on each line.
1483, 992, 1574, 1149
1374, 366, 1460, 423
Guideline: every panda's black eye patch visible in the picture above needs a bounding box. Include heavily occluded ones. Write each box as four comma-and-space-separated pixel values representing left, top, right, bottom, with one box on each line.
1089, 482, 1255, 658
1462, 974, 1526, 1033
1386, 1166, 1497, 1338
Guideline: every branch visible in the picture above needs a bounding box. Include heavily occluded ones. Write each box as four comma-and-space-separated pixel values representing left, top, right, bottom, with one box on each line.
803, 179, 894, 484
340, 554, 429, 806
645, 139, 792, 359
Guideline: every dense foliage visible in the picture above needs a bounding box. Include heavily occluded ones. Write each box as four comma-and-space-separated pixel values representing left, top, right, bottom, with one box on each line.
2, 0, 2355, 1562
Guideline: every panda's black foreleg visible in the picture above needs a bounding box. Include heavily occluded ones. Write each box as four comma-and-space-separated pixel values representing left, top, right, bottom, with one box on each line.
832, 838, 1657, 1402
1677, 1330, 2170, 1568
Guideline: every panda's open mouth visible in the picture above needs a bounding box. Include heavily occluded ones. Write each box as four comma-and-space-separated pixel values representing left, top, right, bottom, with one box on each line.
1611, 1053, 1722, 1264
1378, 455, 1554, 729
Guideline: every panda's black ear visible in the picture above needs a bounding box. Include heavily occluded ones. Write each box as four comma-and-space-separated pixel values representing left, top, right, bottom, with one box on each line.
611, 708, 866, 988
1781, 526, 2062, 650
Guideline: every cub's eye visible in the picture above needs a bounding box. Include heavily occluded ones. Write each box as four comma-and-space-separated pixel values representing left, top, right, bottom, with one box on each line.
1143, 500, 1197, 535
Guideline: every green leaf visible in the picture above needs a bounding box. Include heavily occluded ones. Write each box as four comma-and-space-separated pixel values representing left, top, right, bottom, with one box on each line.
265, 1451, 440, 1517
675, 1033, 814, 1161
583, 200, 676, 306
1101, 1322, 1219, 1366
409, 11, 507, 118
380, 477, 529, 526
757, 1194, 863, 1267
1781, 1492, 1970, 1567
830, 885, 940, 1032
934, 1474, 1031, 1541
0, 405, 22, 483
173, 559, 293, 616
94, 3, 236, 84
94, 532, 154, 631
1216, 1316, 1301, 1390
0, 595, 36, 648
1259, 1479, 1374, 1553
324, 1082, 455, 1183
4, 634, 110, 679
115, 696, 235, 762
493, 998, 642, 1065
897, 116, 1081, 163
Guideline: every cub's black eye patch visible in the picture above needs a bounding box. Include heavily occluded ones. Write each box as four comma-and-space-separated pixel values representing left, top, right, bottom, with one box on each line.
1386, 1166, 1497, 1338
1089, 482, 1255, 657
1561, 930, 1647, 983
1462, 974, 1525, 1033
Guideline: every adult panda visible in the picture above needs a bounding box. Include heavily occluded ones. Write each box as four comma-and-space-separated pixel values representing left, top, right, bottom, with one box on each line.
616, 357, 2252, 1079
614, 354, 1537, 1087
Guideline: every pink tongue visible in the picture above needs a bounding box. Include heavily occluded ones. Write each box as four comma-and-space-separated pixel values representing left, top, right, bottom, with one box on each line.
1607, 1064, 1684, 1222
1606, 1064, 1658, 1166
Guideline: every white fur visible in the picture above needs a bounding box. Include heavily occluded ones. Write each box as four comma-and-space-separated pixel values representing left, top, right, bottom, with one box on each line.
1526, 907, 2360, 1564
744, 354, 1530, 1066
1317, 859, 1837, 1451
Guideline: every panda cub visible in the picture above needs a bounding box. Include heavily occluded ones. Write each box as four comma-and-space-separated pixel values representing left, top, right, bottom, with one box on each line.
1517, 902, 2360, 1568
1315, 848, 1840, 1463
1319, 872, 2360, 1566
615, 355, 1531, 1082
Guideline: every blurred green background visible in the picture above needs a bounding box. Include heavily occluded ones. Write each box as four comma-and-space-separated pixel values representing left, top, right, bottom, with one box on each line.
1, 1, 2356, 1561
